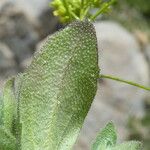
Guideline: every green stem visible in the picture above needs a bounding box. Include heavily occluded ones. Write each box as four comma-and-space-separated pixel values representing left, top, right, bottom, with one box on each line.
90, 0, 114, 21
80, 6, 90, 20
80, 0, 84, 17
62, 0, 69, 15
62, 0, 79, 21
70, 11, 80, 20
80, 0, 91, 20
100, 74, 150, 91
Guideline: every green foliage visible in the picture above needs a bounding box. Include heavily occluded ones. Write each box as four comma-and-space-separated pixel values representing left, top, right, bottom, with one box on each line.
0, 126, 16, 150
0, 1, 145, 147
0, 21, 99, 150
92, 123, 142, 150
0, 92, 3, 125
112, 141, 142, 150
0, 20, 142, 150
50, 0, 115, 23
18, 21, 99, 150
2, 78, 17, 131
0, 79, 18, 149
92, 122, 117, 150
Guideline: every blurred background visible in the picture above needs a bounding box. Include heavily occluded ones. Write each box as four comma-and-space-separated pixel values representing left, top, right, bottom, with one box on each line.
0, 0, 149, 149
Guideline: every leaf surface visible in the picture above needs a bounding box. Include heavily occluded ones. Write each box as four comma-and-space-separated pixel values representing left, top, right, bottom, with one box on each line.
0, 126, 16, 150
18, 21, 99, 150
91, 122, 117, 150
0, 91, 3, 125
112, 141, 142, 150
2, 78, 17, 131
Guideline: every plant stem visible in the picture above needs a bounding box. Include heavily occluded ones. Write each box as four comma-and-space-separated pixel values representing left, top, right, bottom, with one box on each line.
90, 5, 108, 20
100, 74, 150, 91
90, 0, 114, 21
80, 0, 84, 14
62, 0, 69, 15
80, 6, 90, 20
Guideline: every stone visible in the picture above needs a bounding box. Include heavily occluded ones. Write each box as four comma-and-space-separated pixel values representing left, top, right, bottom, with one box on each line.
0, 42, 18, 90
74, 21, 149, 149
95, 21, 149, 116
0, 0, 59, 89
0, 1, 39, 64
15, 0, 51, 20
14, 0, 59, 38
0, 0, 58, 67
0, 43, 15, 68
0, 0, 51, 21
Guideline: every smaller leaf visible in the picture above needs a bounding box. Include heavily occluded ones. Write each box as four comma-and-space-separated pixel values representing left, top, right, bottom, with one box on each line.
91, 122, 117, 150
112, 141, 142, 150
0, 126, 16, 150
2, 78, 17, 131
0, 92, 3, 125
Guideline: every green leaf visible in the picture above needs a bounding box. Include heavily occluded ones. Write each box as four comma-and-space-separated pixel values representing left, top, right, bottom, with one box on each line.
91, 122, 117, 150
91, 122, 142, 150
0, 126, 16, 150
112, 141, 142, 150
0, 92, 3, 125
2, 78, 17, 131
18, 21, 99, 150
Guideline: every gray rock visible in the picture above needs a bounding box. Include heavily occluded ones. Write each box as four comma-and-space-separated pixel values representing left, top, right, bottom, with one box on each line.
15, 0, 51, 20
0, 43, 15, 68
0, 0, 58, 67
0, 0, 51, 21
0, 0, 59, 88
0, 2, 39, 64
74, 21, 149, 149
95, 21, 149, 116
0, 42, 18, 90
14, 0, 59, 38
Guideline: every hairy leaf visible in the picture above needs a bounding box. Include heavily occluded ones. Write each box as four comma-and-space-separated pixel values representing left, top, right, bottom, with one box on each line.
18, 21, 99, 150
91, 122, 117, 150
2, 78, 17, 131
112, 141, 142, 150
0, 92, 3, 125
0, 126, 16, 150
